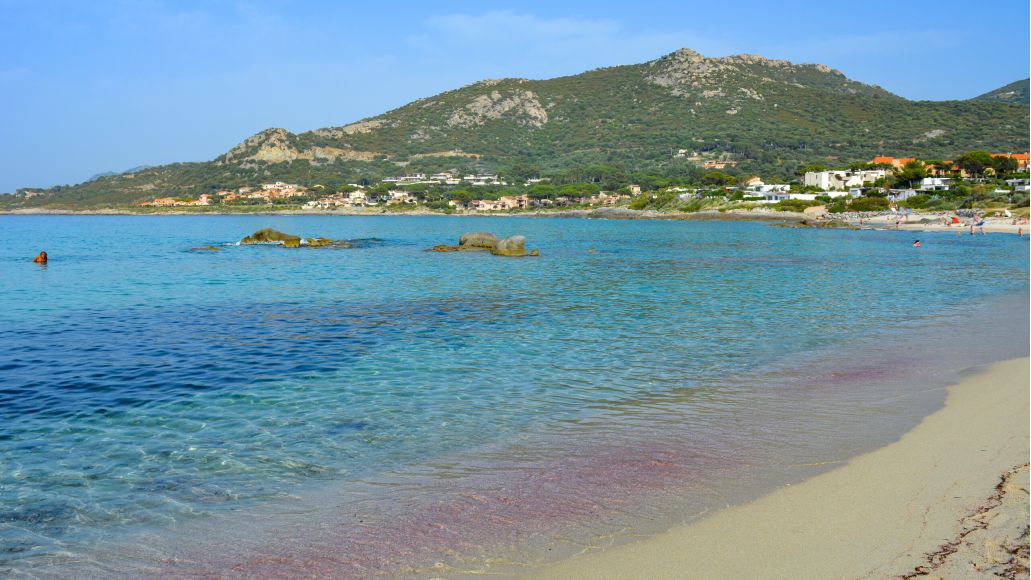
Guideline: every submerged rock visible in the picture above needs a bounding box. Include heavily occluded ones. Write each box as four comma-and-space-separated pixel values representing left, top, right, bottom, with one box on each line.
191, 245, 221, 252
771, 218, 858, 230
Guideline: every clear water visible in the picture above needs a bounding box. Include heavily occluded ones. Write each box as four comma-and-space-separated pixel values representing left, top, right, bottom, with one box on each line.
0, 215, 1027, 576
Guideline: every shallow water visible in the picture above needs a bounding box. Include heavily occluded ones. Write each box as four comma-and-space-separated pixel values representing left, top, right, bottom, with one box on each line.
0, 215, 1027, 576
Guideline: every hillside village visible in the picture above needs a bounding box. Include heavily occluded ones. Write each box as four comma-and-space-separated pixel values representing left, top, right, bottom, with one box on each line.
140, 151, 1030, 215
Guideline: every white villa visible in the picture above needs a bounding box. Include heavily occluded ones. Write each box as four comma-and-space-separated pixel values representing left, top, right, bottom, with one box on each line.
803, 169, 886, 190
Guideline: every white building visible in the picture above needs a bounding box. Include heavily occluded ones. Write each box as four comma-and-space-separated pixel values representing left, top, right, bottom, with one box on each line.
261, 181, 300, 191
919, 177, 951, 191
1005, 178, 1030, 192
803, 169, 886, 190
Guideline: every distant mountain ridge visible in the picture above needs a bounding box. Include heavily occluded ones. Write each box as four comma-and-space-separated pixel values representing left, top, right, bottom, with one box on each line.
5, 49, 1029, 209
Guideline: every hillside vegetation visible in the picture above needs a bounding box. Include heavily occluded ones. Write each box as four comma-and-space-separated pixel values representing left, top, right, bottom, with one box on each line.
5, 49, 1028, 209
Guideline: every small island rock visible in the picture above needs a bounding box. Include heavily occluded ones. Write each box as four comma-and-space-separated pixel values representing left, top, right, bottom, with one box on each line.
458, 232, 499, 249
240, 228, 302, 245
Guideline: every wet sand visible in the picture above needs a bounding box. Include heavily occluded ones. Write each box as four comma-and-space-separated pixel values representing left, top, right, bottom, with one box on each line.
533, 357, 1030, 579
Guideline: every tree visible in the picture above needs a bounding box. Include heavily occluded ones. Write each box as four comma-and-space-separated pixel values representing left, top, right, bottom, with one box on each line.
991, 155, 1018, 175
702, 172, 736, 186
955, 151, 994, 176
527, 183, 557, 199
895, 160, 927, 188
796, 163, 824, 176
449, 189, 475, 204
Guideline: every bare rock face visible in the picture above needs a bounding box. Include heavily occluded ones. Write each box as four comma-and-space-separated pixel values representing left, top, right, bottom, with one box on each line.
644, 48, 854, 104
221, 128, 381, 164
447, 89, 549, 129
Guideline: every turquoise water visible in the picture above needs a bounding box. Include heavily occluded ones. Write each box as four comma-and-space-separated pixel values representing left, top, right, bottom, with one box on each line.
0, 215, 1027, 576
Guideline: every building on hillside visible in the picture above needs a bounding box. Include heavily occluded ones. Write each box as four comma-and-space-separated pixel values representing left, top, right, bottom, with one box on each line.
701, 159, 737, 169
868, 156, 916, 170
919, 177, 951, 191
744, 181, 790, 194
803, 169, 886, 190
495, 196, 527, 210
991, 153, 1030, 171
261, 181, 299, 191
387, 190, 415, 204
1005, 178, 1030, 192
889, 189, 920, 202
473, 199, 501, 211
464, 174, 506, 186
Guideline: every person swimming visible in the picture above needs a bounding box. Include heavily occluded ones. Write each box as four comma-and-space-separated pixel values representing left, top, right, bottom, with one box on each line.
32, 251, 47, 263
912, 240, 920, 248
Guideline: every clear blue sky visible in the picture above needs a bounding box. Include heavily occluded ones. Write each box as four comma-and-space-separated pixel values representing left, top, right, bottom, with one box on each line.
1, 0, 1028, 192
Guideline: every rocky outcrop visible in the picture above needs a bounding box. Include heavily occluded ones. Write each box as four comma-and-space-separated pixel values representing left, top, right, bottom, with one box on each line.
239, 229, 352, 248
771, 218, 858, 230
430, 232, 538, 256
490, 235, 537, 257
240, 228, 301, 245
447, 89, 549, 129
220, 128, 381, 165
459, 232, 499, 249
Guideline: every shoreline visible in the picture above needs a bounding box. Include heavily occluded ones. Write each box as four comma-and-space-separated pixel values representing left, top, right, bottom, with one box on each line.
0, 206, 805, 221
531, 357, 1030, 579
3, 208, 1028, 234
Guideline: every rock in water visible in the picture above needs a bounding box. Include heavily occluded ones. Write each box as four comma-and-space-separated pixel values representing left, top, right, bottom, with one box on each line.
191, 245, 221, 252
429, 232, 537, 256
491, 235, 537, 257
240, 228, 302, 245
304, 237, 333, 247
458, 232, 499, 249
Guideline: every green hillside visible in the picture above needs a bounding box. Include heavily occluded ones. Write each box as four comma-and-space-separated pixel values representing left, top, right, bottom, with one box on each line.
973, 79, 1029, 105
5, 49, 1028, 209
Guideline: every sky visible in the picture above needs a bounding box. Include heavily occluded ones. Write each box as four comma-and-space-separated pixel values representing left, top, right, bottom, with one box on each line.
1, 0, 1028, 192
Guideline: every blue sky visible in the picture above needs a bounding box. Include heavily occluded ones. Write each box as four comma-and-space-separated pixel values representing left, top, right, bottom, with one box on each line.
1, 0, 1028, 192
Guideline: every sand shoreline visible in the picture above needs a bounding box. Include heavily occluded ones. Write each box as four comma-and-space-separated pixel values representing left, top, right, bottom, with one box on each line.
532, 357, 1030, 579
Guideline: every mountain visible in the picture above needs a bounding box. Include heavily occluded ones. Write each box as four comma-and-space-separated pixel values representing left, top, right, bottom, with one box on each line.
86, 165, 155, 183
972, 79, 1029, 105
5, 49, 1029, 209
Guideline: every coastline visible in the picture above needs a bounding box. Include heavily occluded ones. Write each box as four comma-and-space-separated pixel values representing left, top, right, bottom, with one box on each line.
4, 208, 1028, 235
531, 357, 1030, 579
0, 206, 806, 221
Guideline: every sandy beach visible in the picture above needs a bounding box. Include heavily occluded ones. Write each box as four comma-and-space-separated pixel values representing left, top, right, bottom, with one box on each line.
863, 213, 1029, 235
533, 357, 1030, 579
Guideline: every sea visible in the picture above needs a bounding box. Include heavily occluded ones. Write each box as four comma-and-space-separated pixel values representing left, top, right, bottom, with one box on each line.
0, 215, 1027, 577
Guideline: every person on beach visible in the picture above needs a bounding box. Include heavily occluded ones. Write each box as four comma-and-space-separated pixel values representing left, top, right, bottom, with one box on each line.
912, 240, 920, 248
32, 251, 47, 264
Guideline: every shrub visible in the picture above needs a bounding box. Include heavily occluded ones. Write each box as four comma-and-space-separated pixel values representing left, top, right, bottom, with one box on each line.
772, 199, 822, 212
849, 197, 889, 211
